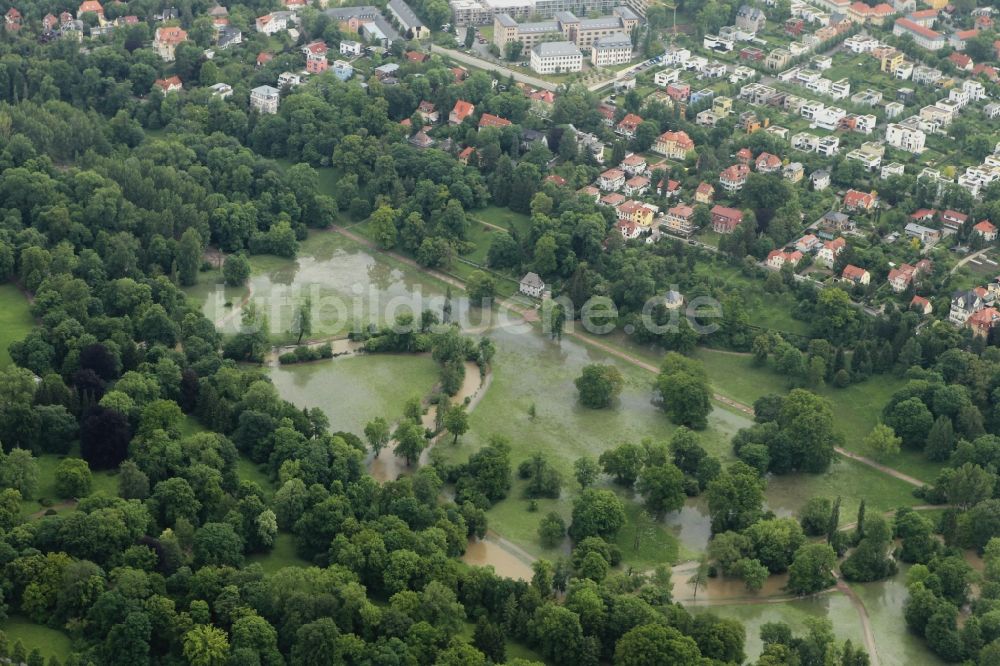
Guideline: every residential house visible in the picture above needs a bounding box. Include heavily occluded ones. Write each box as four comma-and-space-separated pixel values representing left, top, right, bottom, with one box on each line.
736, 4, 766, 31
842, 264, 871, 285
616, 201, 654, 227
304, 41, 329, 73
658, 178, 681, 198
624, 176, 650, 196
766, 249, 803, 270
905, 222, 941, 244
664, 290, 684, 309
666, 82, 691, 102
621, 153, 647, 175
601, 192, 627, 207
811, 169, 831, 190
154, 26, 188, 61
664, 204, 697, 235
458, 147, 476, 166
653, 130, 695, 160
911, 295, 933, 314
719, 164, 750, 193
256, 12, 288, 34
519, 272, 546, 298
942, 209, 968, 230
968, 307, 1000, 337
881, 162, 906, 179
886, 122, 926, 153
77, 0, 104, 20
577, 185, 600, 202
208, 82, 233, 99
893, 17, 945, 49
888, 263, 916, 291
755, 152, 782, 173
843, 189, 877, 212
795, 234, 822, 253
217, 26, 242, 50
340, 39, 363, 56
974, 220, 998, 241
599, 168, 626, 191
478, 113, 511, 129
416, 101, 439, 123
449, 100, 475, 124
617, 219, 643, 240
409, 131, 435, 149
616, 113, 643, 138
5, 8, 21, 32
948, 289, 985, 326
154, 76, 183, 94
711, 205, 743, 233
696, 182, 715, 204
816, 237, 847, 265
250, 85, 280, 114
387, 0, 429, 39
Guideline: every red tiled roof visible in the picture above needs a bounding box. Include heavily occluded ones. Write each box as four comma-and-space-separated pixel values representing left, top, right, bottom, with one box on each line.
975, 220, 997, 233
894, 17, 942, 40
843, 264, 867, 281
451, 100, 474, 122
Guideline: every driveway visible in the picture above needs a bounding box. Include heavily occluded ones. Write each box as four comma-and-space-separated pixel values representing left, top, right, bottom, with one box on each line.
429, 44, 559, 91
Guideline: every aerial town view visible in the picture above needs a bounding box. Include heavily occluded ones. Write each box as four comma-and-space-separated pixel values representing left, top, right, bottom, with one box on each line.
8, 0, 1000, 663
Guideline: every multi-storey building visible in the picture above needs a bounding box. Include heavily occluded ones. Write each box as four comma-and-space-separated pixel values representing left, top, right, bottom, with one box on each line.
492, 6, 638, 50
530, 41, 583, 73
591, 32, 632, 65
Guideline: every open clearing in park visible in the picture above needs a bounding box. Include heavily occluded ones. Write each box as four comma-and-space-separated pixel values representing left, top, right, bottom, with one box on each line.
0, 284, 32, 368
1, 615, 73, 662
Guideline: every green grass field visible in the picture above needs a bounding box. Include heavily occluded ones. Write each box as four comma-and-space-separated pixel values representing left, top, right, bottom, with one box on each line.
248, 532, 311, 573
23, 453, 118, 516
471, 205, 532, 236
0, 615, 73, 661
0, 284, 33, 367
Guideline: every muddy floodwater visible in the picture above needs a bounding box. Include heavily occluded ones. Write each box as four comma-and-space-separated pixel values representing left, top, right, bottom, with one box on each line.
462, 538, 535, 581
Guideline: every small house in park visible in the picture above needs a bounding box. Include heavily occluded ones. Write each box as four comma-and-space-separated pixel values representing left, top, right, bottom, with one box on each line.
519, 272, 546, 298
664, 290, 684, 309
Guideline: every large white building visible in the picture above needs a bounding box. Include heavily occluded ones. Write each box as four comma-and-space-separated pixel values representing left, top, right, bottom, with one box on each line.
886, 122, 926, 153
250, 85, 280, 114
591, 32, 632, 66
530, 41, 582, 73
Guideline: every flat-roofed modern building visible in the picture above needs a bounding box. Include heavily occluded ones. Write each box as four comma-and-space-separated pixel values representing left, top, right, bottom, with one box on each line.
493, 6, 638, 50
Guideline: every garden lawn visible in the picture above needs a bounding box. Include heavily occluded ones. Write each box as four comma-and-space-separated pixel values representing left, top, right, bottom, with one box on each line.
0, 616, 73, 662
248, 533, 311, 574
0, 284, 33, 367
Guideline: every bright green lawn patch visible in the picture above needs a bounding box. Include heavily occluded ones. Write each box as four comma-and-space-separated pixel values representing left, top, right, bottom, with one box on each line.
238, 455, 276, 495
0, 284, 33, 368
472, 206, 531, 235
22, 453, 117, 516
248, 532, 311, 573
180, 415, 205, 437
1, 615, 73, 661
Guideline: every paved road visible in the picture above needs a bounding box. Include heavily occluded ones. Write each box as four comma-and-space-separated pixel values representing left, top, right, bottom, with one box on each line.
429, 44, 559, 91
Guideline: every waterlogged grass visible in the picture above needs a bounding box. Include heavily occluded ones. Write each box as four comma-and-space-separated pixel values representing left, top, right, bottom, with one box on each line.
693, 349, 941, 483
248, 532, 311, 573
267, 353, 441, 438
691, 594, 864, 662
852, 573, 945, 666
0, 284, 33, 368
1, 615, 73, 661
434, 324, 748, 569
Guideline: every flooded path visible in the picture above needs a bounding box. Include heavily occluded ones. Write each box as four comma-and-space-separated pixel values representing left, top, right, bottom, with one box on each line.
461, 531, 536, 581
